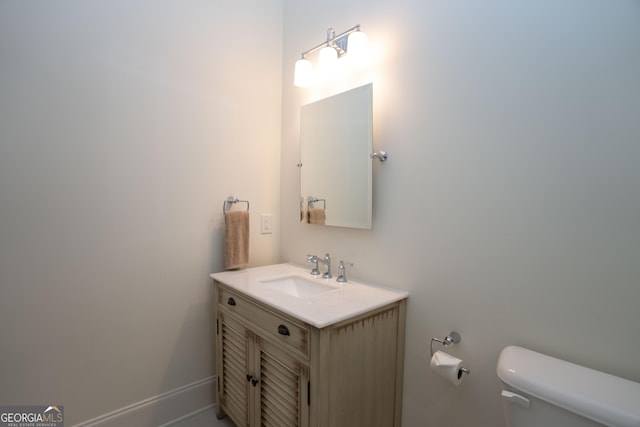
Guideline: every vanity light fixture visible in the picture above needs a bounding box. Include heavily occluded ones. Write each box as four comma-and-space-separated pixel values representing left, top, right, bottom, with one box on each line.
294, 25, 368, 87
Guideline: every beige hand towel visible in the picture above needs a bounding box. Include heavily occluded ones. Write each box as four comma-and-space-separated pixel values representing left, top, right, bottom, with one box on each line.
307, 208, 325, 225
224, 210, 249, 270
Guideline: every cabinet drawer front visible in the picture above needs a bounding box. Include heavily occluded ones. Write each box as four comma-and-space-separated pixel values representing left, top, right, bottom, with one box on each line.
218, 285, 310, 358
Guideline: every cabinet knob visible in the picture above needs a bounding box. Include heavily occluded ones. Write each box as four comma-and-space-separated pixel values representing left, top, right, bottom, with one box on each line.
227, 297, 236, 306
246, 374, 259, 387
277, 324, 290, 336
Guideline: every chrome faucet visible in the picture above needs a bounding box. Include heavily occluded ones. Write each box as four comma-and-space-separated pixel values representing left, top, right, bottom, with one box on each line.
306, 254, 320, 275
322, 253, 332, 279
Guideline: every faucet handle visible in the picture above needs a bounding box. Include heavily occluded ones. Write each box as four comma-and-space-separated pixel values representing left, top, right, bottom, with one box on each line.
306, 254, 320, 275
336, 261, 354, 283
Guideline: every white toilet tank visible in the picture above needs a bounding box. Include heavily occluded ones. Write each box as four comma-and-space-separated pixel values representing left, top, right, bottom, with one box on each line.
497, 346, 640, 427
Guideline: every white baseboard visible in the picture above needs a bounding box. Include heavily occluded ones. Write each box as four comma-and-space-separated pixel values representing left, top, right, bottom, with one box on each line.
73, 376, 216, 427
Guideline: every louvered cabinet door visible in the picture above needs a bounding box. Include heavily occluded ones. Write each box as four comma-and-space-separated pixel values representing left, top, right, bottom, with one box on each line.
218, 314, 251, 427
255, 338, 309, 427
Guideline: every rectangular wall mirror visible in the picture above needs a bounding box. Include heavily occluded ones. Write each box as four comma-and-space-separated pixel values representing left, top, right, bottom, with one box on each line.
300, 83, 373, 229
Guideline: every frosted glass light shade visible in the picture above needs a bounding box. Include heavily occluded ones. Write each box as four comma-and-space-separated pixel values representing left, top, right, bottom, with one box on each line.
294, 58, 312, 87
347, 31, 368, 61
318, 46, 338, 78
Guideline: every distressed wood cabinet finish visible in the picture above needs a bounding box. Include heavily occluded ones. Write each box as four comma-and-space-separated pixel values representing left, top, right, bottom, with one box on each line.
214, 280, 407, 427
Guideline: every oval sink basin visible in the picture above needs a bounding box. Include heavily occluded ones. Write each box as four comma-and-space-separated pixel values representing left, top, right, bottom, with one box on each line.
260, 275, 335, 298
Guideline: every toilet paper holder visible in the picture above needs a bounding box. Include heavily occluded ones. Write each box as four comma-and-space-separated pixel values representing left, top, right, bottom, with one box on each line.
430, 331, 462, 357
430, 331, 471, 377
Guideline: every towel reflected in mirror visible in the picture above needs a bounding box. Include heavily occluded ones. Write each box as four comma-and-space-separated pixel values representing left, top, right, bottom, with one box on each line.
307, 208, 325, 225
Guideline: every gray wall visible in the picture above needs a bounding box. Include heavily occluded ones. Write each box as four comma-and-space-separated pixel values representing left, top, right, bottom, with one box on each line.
0, 1, 282, 424
281, 0, 640, 426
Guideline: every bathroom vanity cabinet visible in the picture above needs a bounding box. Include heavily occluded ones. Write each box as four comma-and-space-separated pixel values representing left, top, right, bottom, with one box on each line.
214, 279, 407, 427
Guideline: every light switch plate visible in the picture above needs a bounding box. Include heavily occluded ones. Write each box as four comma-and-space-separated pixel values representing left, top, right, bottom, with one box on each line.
261, 214, 273, 234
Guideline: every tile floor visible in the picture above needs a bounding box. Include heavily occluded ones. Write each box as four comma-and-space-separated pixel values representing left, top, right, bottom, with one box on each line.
169, 407, 235, 427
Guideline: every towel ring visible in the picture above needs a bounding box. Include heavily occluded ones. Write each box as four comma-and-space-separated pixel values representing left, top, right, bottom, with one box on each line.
307, 196, 326, 210
223, 196, 249, 213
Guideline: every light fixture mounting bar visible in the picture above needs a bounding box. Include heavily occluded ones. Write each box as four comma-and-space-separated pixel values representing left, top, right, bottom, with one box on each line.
299, 24, 361, 58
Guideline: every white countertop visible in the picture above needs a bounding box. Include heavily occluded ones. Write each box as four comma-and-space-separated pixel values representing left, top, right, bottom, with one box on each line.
211, 263, 408, 328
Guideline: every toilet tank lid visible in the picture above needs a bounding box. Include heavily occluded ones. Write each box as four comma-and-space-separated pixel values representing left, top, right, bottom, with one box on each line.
497, 346, 640, 427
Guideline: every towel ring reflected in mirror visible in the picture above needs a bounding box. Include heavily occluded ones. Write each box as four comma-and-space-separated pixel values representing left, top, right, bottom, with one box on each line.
307, 196, 326, 210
